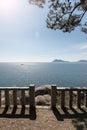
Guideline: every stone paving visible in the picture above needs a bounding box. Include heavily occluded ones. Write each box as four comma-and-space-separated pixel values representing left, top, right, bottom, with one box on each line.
0, 106, 87, 130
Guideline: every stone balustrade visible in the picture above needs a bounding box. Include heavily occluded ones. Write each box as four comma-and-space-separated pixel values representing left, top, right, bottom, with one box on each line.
51, 85, 87, 108
0, 84, 35, 108
0, 85, 87, 109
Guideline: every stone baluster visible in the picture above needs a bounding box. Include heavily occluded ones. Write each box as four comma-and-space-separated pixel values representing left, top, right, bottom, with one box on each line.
21, 90, 25, 106
69, 90, 73, 108
77, 90, 81, 108
0, 90, 1, 107
61, 90, 65, 108
13, 90, 17, 106
5, 89, 9, 106
85, 90, 87, 107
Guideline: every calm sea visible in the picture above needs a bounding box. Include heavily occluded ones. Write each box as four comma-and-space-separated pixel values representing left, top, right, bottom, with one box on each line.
0, 62, 87, 87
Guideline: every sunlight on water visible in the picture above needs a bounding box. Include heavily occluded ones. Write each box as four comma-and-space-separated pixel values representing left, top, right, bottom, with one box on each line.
0, 62, 87, 87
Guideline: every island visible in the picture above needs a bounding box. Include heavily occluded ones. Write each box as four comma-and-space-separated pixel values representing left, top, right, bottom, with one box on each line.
78, 60, 87, 62
52, 59, 69, 62
52, 59, 87, 63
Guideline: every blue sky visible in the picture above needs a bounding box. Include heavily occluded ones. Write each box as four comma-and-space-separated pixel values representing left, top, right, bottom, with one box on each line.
0, 0, 87, 62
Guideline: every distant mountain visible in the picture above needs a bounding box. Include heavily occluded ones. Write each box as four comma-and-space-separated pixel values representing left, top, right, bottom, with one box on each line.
52, 59, 69, 62
52, 59, 87, 63
78, 60, 87, 62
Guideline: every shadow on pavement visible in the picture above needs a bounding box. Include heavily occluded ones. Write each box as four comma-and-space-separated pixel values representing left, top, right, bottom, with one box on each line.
0, 106, 36, 120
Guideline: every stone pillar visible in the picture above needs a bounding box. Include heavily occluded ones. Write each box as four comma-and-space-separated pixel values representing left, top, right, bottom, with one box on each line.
21, 90, 25, 106
77, 90, 81, 108
5, 89, 9, 106
29, 84, 35, 108
85, 90, 87, 107
61, 90, 65, 108
13, 90, 17, 106
69, 90, 73, 108
51, 85, 57, 108
0, 90, 1, 107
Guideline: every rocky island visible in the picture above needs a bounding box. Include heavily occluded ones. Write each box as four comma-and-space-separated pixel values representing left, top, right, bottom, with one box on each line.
78, 60, 87, 62
52, 59, 87, 63
52, 59, 69, 63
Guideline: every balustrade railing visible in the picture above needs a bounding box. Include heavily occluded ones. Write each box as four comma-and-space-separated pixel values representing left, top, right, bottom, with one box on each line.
0, 84, 35, 108
51, 85, 87, 108
0, 85, 87, 109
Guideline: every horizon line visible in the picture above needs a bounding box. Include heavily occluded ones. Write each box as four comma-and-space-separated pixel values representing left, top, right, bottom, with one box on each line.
0, 59, 87, 63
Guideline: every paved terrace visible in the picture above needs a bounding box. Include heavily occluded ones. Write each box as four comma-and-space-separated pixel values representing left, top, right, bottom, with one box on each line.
0, 85, 87, 130
0, 106, 87, 130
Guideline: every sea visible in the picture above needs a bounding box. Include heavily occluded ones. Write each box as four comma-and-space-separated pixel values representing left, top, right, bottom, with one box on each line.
0, 62, 87, 88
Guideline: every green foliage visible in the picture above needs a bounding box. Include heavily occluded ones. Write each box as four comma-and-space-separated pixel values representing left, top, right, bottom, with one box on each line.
29, 0, 87, 33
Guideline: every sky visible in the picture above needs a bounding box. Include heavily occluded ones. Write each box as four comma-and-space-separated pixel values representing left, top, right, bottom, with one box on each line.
0, 0, 87, 62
